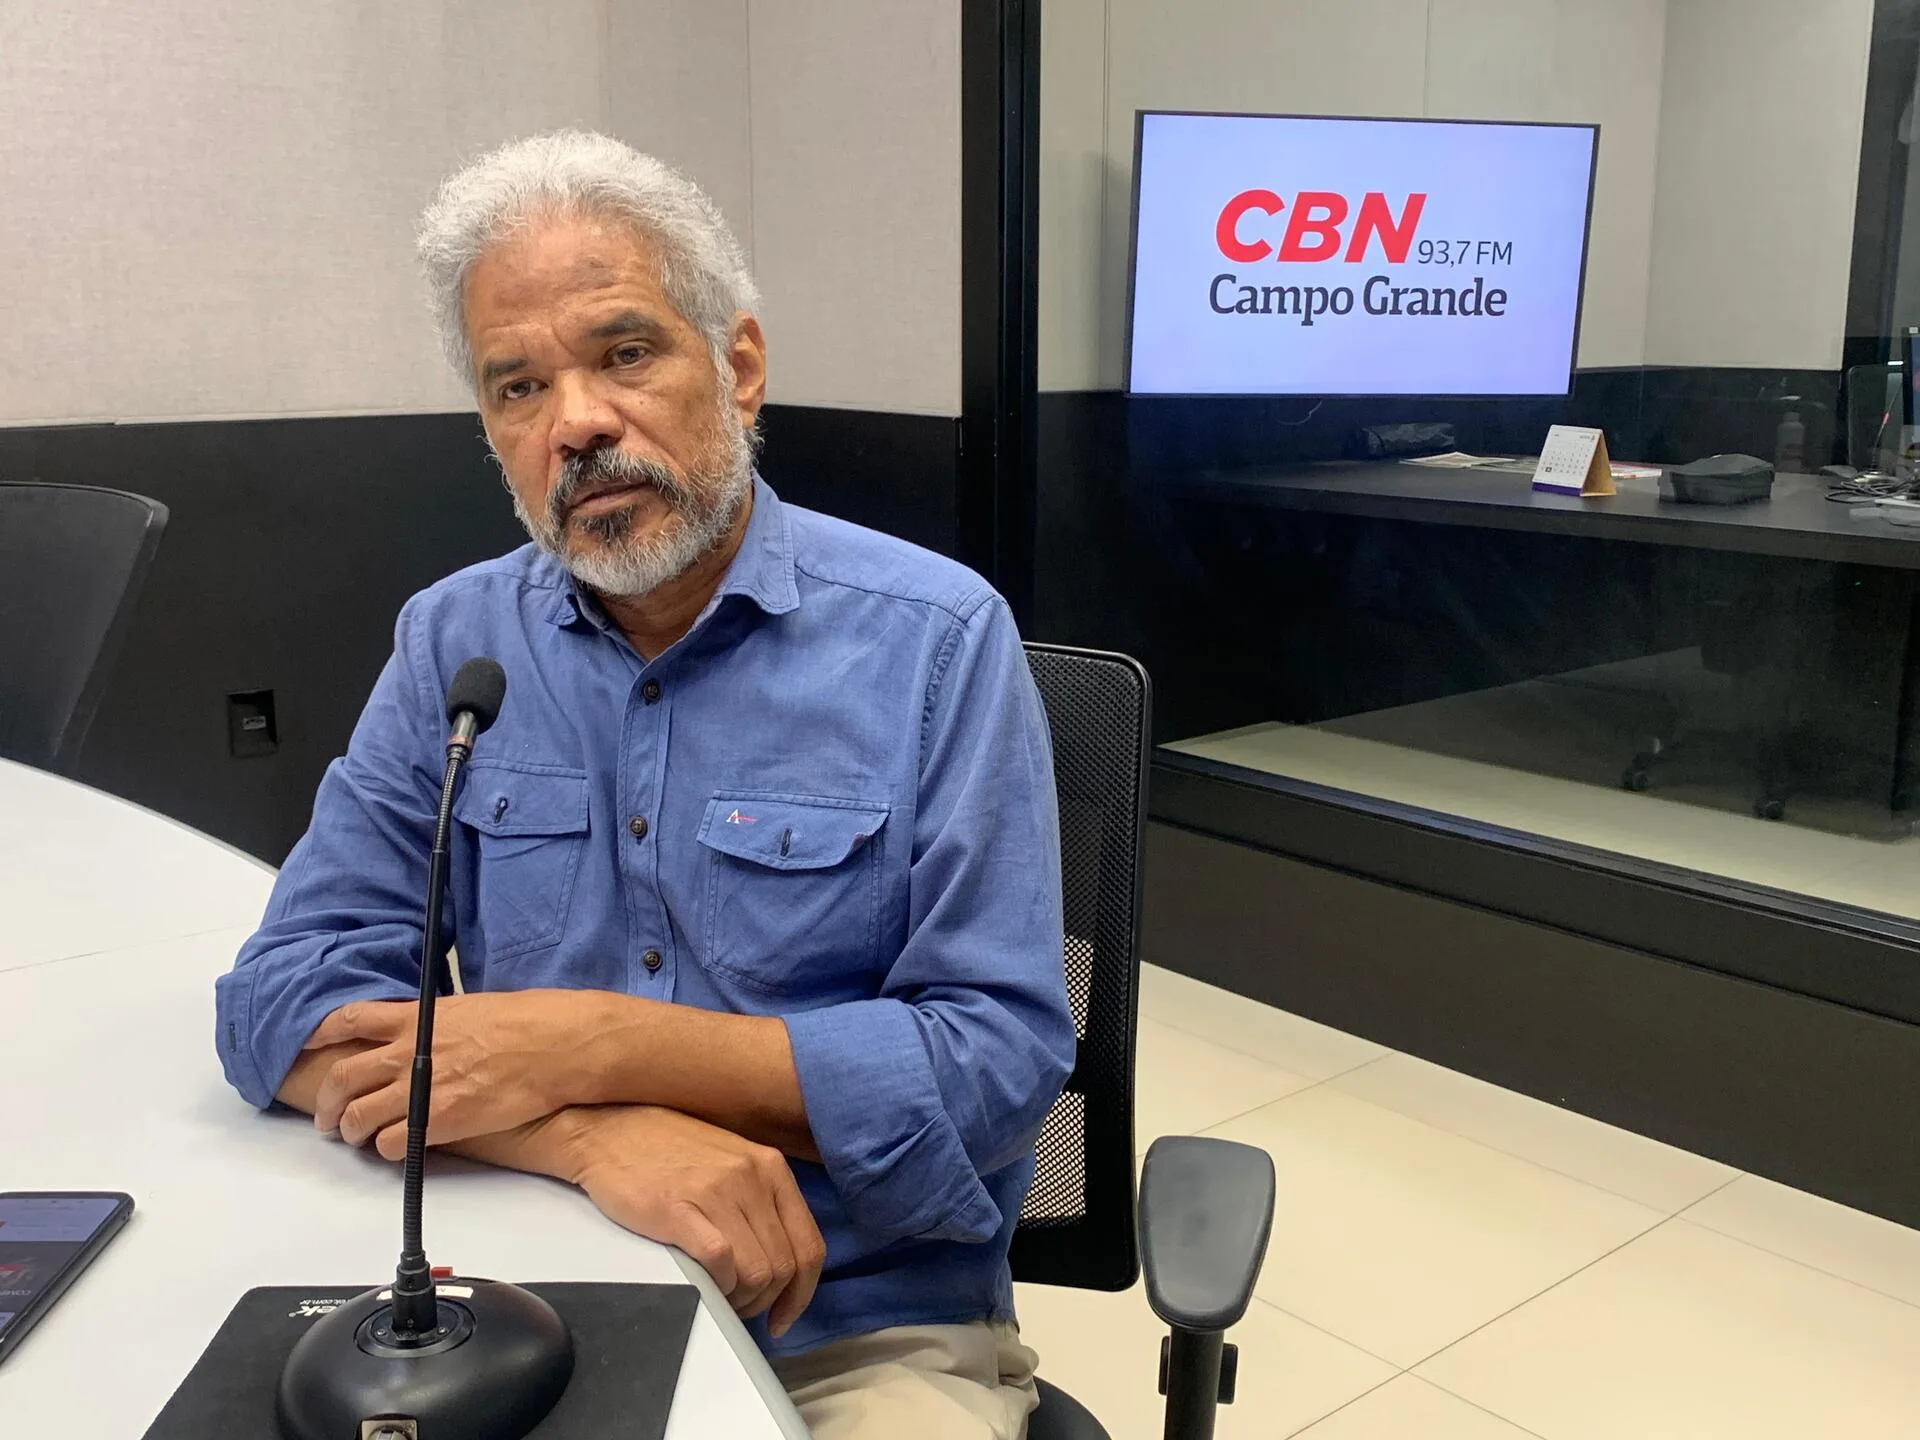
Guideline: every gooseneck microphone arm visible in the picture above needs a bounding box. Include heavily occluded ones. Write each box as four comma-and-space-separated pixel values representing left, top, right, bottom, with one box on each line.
277, 655, 574, 1440
391, 658, 506, 1337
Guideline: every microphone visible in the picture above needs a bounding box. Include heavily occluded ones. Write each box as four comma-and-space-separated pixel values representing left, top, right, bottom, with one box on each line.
277, 658, 573, 1440
443, 656, 506, 761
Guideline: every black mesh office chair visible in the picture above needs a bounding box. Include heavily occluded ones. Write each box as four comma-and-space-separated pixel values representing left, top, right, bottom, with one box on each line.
1619, 555, 1825, 822
1018, 644, 1276, 1440
0, 482, 168, 774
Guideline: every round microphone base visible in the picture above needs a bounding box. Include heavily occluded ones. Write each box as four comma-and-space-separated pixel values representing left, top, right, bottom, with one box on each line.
276, 1279, 573, 1440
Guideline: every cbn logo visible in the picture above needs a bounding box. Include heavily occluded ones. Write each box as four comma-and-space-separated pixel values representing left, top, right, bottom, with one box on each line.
1215, 189, 1426, 264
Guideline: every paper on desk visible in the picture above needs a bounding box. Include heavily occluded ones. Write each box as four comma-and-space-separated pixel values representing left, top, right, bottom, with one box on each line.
1400, 451, 1503, 468
1398, 452, 1661, 480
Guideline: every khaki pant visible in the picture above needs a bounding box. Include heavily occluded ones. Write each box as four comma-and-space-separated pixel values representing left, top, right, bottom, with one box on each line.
772, 1320, 1039, 1440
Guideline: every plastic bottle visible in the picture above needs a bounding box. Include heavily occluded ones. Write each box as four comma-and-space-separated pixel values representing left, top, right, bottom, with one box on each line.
1775, 406, 1805, 475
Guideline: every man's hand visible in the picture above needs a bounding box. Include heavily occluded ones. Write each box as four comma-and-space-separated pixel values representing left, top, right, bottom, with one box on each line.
548, 1105, 826, 1339
306, 991, 597, 1159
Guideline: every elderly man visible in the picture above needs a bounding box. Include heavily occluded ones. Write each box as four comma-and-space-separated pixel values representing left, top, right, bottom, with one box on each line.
216, 131, 1072, 1440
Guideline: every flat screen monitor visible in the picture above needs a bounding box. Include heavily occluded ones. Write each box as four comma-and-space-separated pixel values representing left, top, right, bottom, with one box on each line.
1125, 111, 1600, 398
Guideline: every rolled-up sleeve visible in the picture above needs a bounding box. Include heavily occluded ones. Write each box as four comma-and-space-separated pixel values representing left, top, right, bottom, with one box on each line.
214, 602, 444, 1108
783, 594, 1075, 1245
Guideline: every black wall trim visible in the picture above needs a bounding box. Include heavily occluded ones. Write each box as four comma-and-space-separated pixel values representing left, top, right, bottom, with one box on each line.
1152, 755, 1920, 1027
960, 0, 1041, 626
1143, 820, 1920, 1229
0, 402, 960, 863
754, 404, 959, 557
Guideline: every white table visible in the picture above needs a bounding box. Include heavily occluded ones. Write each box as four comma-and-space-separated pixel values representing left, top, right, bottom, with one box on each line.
0, 759, 807, 1437
0, 757, 276, 973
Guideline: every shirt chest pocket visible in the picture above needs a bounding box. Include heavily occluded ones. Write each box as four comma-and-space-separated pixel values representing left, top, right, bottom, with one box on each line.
454, 763, 592, 963
697, 793, 890, 997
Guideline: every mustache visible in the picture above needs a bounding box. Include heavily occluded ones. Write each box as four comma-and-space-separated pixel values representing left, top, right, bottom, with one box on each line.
549, 448, 690, 525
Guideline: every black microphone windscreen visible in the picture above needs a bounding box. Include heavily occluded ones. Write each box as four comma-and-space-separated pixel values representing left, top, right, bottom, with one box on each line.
445, 657, 507, 733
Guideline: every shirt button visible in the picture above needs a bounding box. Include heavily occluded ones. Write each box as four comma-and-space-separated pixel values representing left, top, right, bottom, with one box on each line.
642, 949, 663, 973
628, 815, 648, 839
642, 679, 663, 705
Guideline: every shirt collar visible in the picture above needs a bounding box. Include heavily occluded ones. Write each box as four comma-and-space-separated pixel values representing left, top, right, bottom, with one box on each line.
541, 474, 799, 632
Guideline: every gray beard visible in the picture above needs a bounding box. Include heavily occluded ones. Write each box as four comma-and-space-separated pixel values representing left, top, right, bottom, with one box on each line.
510, 420, 754, 599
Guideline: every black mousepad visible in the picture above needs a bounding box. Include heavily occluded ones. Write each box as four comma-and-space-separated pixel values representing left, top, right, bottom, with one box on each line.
143, 1282, 700, 1439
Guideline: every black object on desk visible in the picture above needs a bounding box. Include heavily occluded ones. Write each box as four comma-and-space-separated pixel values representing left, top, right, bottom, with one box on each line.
1660, 454, 1774, 506
143, 1283, 698, 1440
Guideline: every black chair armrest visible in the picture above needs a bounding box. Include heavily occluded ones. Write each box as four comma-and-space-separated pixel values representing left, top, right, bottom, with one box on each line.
1138, 1136, 1276, 1333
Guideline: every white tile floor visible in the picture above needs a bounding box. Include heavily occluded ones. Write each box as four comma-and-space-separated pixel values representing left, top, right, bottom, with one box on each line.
1015, 966, 1920, 1439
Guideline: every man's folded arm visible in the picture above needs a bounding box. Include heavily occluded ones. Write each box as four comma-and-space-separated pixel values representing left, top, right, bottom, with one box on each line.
216, 603, 445, 1108
780, 595, 1074, 1246
279, 1041, 582, 1185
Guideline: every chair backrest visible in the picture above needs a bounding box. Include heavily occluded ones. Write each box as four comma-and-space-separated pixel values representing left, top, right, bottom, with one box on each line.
1011, 643, 1152, 1292
0, 482, 168, 774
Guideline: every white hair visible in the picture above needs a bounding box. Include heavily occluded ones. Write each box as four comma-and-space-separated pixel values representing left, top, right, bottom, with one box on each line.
416, 130, 760, 385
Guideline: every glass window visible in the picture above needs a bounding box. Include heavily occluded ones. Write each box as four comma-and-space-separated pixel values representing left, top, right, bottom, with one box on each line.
1035, 0, 1920, 925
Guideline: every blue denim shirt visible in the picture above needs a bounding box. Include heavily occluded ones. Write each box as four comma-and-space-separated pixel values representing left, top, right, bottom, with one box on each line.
215, 478, 1073, 1355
